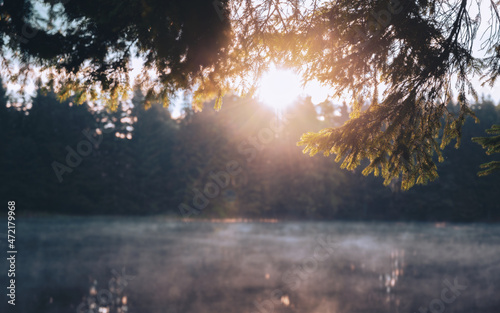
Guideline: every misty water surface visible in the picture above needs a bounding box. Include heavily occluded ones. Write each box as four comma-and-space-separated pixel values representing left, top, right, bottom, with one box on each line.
1, 217, 499, 313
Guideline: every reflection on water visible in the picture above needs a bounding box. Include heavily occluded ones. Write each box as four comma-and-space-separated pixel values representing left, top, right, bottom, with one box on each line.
379, 249, 405, 313
77, 272, 131, 313
381, 249, 405, 294
4, 218, 500, 313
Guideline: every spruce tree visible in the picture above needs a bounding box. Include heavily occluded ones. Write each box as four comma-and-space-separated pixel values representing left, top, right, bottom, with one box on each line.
2, 0, 500, 189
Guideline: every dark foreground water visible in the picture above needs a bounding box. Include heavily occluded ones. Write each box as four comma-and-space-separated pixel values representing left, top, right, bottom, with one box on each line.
1, 218, 499, 313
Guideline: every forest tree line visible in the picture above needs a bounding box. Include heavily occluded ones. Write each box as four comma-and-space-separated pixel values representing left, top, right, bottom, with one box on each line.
1, 81, 499, 221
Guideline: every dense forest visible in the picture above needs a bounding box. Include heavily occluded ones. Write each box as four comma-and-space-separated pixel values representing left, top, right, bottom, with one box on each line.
1, 80, 499, 221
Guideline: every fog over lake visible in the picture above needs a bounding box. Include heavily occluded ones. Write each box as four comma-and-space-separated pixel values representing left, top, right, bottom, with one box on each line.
2, 217, 499, 313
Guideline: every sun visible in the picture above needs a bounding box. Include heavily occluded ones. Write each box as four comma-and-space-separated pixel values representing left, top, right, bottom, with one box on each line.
257, 65, 334, 111
257, 66, 303, 111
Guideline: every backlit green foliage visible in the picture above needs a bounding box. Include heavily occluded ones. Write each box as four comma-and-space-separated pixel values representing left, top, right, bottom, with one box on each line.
473, 125, 500, 176
290, 0, 489, 189
2, 0, 500, 189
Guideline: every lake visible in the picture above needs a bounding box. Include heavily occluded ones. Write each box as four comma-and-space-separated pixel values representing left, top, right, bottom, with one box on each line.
2, 217, 499, 313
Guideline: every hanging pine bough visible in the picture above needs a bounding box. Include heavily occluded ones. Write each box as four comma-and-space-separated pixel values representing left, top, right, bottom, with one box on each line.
0, 0, 234, 109
299, 91, 477, 190
1, 0, 500, 189
292, 0, 491, 190
472, 125, 500, 176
